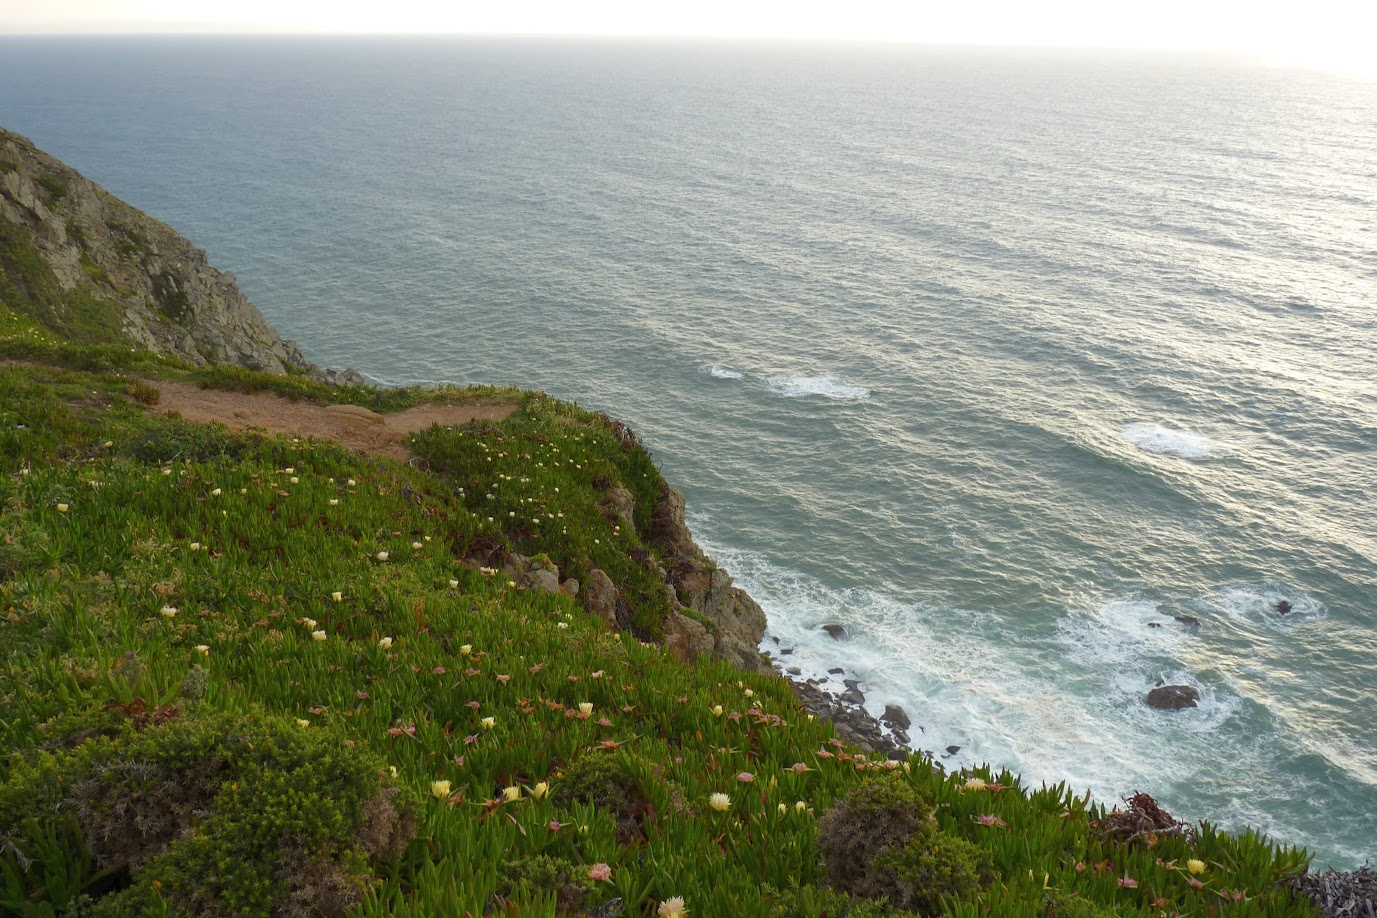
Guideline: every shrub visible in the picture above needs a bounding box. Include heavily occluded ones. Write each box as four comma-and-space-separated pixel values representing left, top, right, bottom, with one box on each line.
550, 753, 650, 845
498, 854, 591, 914
817, 777, 992, 916
1042, 892, 1120, 918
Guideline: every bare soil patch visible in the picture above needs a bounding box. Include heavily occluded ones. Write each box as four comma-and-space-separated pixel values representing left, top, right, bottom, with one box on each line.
149, 380, 516, 461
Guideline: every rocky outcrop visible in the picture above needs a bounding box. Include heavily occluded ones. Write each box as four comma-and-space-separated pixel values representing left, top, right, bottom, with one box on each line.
649, 486, 768, 672
1145, 685, 1199, 710
0, 128, 362, 384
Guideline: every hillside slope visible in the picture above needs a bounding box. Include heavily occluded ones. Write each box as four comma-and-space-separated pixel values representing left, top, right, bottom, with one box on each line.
0, 128, 357, 384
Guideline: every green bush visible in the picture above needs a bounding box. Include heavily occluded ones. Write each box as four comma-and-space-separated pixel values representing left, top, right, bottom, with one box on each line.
0, 707, 416, 917
498, 854, 592, 914
816, 777, 992, 915
551, 753, 649, 845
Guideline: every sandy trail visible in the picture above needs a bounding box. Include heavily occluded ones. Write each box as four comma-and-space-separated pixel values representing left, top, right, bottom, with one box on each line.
150, 380, 517, 461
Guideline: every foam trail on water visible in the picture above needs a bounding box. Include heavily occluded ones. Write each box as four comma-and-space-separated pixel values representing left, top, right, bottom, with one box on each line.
699, 365, 745, 380
1121, 423, 1219, 459
765, 375, 871, 400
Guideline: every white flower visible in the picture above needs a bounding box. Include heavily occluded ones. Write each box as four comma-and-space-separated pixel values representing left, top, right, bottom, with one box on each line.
448, 579, 459, 589
162, 468, 172, 476
778, 803, 788, 814
962, 776, 987, 792
347, 479, 356, 487
480, 716, 495, 730
290, 477, 299, 484
160, 606, 178, 618
657, 896, 688, 917
194, 645, 210, 655
431, 780, 451, 799
557, 622, 569, 629
711, 704, 724, 716
329, 498, 339, 506
578, 702, 593, 716
312, 630, 327, 641
331, 592, 343, 602
303, 618, 318, 629
210, 488, 222, 496
378, 636, 393, 649
744, 688, 754, 697
189, 542, 201, 551
708, 793, 730, 812
795, 800, 807, 812
412, 541, 423, 550
376, 551, 389, 561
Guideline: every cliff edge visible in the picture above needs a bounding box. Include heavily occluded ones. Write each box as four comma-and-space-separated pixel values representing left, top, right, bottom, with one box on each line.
0, 127, 361, 384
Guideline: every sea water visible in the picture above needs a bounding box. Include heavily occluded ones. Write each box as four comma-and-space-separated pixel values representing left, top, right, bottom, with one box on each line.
2, 36, 1374, 868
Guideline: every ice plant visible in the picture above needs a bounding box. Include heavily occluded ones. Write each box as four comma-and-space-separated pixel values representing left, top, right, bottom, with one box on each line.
376, 551, 389, 561
331, 592, 343, 602
708, 793, 730, 812
657, 897, 688, 917
502, 785, 521, 802
480, 716, 495, 730
431, 780, 451, 800
448, 579, 459, 588
736, 772, 754, 783
295, 718, 309, 728
578, 702, 594, 716
303, 618, 317, 629
1187, 859, 1206, 875
711, 704, 724, 716
963, 776, 988, 792
412, 541, 423, 550
210, 488, 221, 496
460, 644, 472, 655
378, 636, 393, 649
194, 645, 210, 655
587, 863, 611, 882
312, 630, 327, 641
532, 782, 549, 799
160, 606, 178, 618
56, 503, 68, 512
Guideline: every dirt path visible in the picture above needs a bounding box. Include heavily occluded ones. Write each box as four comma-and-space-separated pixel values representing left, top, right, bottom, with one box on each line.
150, 380, 517, 462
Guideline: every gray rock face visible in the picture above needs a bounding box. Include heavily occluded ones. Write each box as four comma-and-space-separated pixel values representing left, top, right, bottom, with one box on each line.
881, 704, 911, 730
649, 486, 767, 671
583, 568, 619, 631
0, 128, 361, 384
1146, 685, 1200, 710
822, 623, 849, 642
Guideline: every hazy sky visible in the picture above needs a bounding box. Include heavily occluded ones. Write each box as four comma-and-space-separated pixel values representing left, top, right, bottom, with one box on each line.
2, 0, 1374, 73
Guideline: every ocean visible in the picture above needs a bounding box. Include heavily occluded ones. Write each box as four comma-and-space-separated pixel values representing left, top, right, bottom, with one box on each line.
2, 36, 1374, 868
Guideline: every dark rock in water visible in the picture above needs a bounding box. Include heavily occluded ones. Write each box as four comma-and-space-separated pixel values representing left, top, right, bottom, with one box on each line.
881, 704, 911, 730
1275, 600, 1294, 615
946, 745, 962, 755
892, 729, 910, 745
1147, 622, 1162, 629
828, 667, 845, 675
840, 689, 866, 705
843, 678, 861, 691
822, 623, 849, 641
786, 666, 802, 676
780, 647, 793, 656
1146, 685, 1200, 710
772, 636, 780, 644
1174, 615, 1201, 627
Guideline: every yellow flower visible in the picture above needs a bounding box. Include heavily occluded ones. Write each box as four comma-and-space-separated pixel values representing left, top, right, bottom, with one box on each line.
378, 636, 393, 649
376, 551, 389, 561
412, 541, 423, 550
578, 702, 594, 716
285, 467, 295, 474
795, 800, 807, 812
194, 645, 210, 655
657, 897, 688, 917
480, 716, 495, 730
532, 782, 549, 799
778, 803, 788, 814
329, 498, 339, 506
460, 644, 473, 656
744, 688, 754, 697
389, 766, 398, 778
56, 501, 70, 511
431, 780, 451, 799
708, 793, 730, 812
189, 542, 201, 551
210, 488, 222, 496
290, 477, 299, 484
160, 606, 178, 618
331, 592, 343, 602
312, 630, 327, 641
502, 785, 521, 802
962, 776, 987, 792
347, 479, 356, 487
1187, 859, 1206, 875
448, 579, 459, 589
303, 618, 318, 629
296, 718, 309, 728
711, 704, 724, 716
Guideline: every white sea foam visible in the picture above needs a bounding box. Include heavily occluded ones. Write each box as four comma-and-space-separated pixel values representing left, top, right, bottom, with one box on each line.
1121, 423, 1219, 459
765, 375, 871, 400
699, 365, 745, 380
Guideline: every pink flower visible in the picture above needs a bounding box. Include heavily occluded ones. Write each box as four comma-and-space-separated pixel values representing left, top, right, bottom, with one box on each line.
736, 772, 755, 783
790, 762, 810, 774
587, 863, 611, 882
548, 820, 562, 831
496, 674, 511, 682
1118, 875, 1139, 889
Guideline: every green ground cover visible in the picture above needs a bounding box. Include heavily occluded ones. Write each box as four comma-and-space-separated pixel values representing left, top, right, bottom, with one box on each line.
0, 345, 1316, 917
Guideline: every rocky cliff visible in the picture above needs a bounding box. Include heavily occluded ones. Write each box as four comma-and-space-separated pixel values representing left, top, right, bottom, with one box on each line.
0, 127, 360, 383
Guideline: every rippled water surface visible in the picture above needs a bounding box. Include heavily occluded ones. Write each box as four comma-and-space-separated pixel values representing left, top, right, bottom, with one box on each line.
3, 37, 1374, 867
